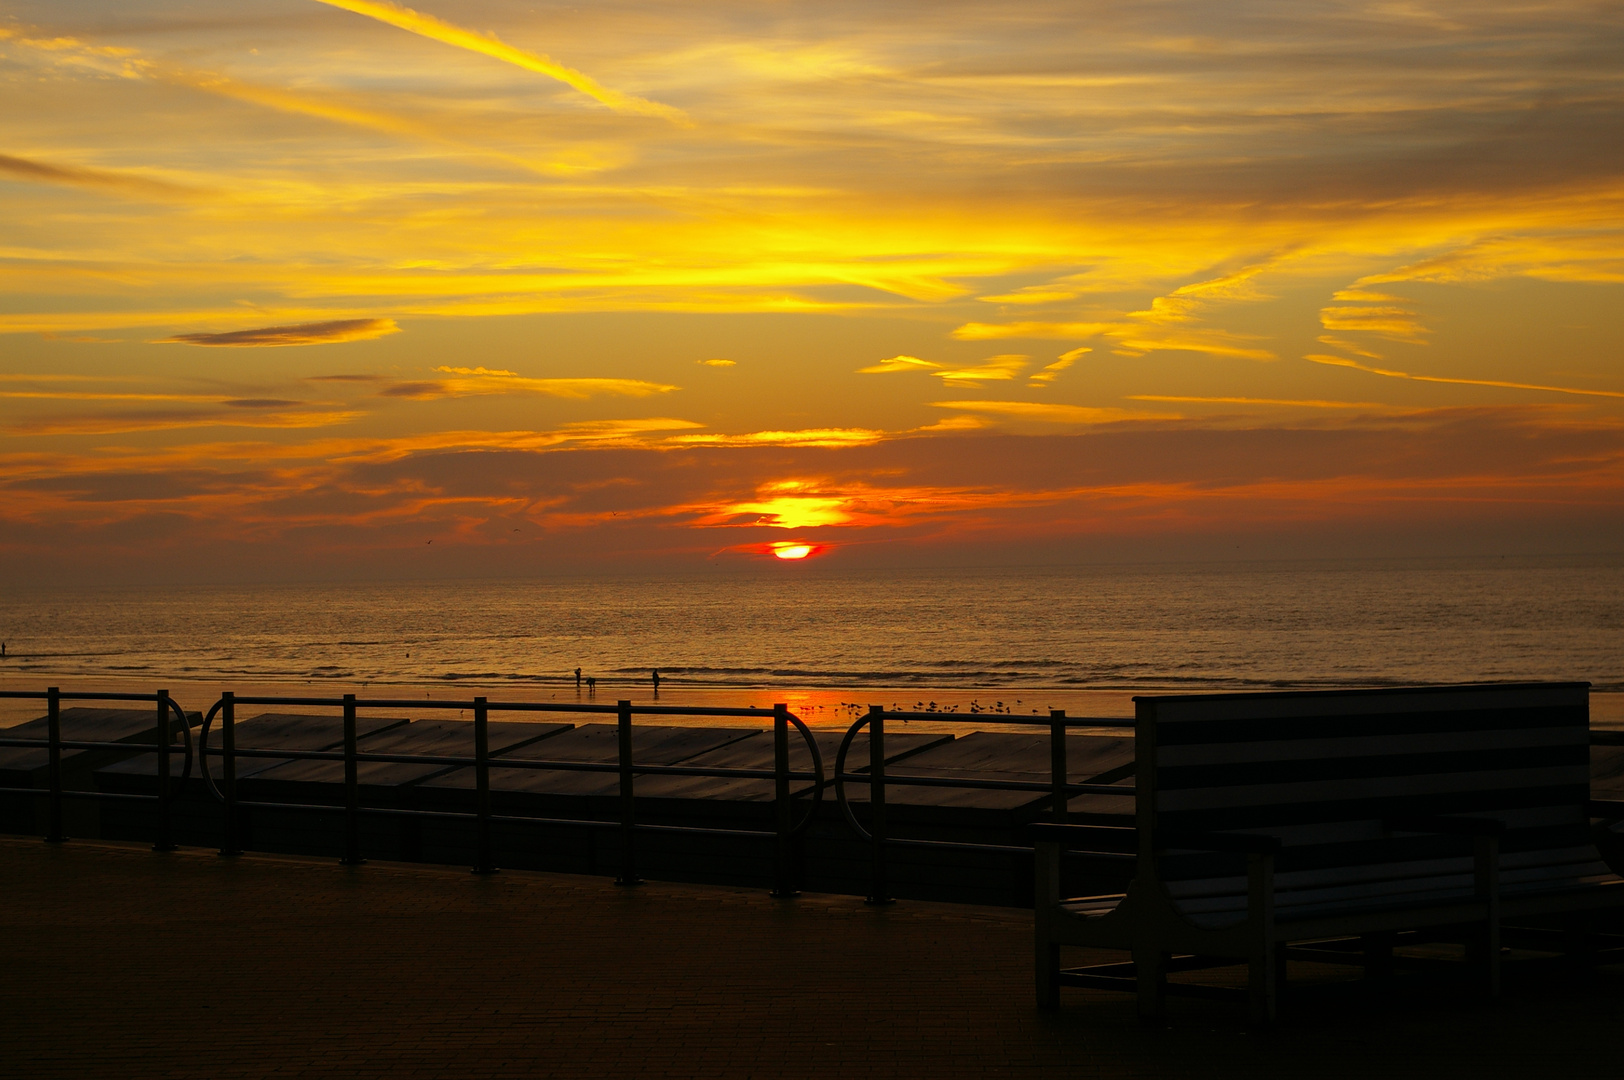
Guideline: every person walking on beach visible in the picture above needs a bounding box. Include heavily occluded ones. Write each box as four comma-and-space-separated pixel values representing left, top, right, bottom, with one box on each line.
651, 669, 660, 691
574, 667, 582, 687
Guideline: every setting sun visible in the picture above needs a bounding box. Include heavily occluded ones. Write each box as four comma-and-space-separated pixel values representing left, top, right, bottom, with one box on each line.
772, 543, 814, 560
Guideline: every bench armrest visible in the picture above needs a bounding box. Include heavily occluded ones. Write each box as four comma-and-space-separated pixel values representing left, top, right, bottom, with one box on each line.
1589, 799, 1624, 820
1386, 815, 1506, 837
1158, 830, 1281, 854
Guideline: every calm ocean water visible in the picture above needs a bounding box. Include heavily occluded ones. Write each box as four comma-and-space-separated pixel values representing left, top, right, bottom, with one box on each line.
0, 558, 1618, 716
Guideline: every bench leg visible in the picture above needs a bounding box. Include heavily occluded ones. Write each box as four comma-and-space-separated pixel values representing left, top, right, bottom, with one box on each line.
1248, 941, 1277, 1025
1034, 842, 1062, 1010
1134, 947, 1165, 1019
1036, 939, 1060, 1010
1362, 931, 1395, 981
1562, 914, 1600, 971
1473, 834, 1501, 1000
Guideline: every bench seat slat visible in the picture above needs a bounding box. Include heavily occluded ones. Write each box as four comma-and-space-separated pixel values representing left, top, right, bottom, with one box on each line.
1159, 767, 1588, 812
1157, 726, 1588, 767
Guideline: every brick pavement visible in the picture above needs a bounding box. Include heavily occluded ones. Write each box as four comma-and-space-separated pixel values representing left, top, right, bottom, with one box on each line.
2, 835, 1622, 1079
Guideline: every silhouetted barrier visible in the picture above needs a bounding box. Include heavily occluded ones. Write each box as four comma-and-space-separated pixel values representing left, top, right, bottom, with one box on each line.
1, 686, 1138, 900
833, 706, 1134, 904
9, 685, 1620, 923
0, 688, 194, 847
194, 693, 828, 896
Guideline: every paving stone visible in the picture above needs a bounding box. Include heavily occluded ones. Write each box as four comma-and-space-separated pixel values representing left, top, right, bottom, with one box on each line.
2, 836, 1621, 1080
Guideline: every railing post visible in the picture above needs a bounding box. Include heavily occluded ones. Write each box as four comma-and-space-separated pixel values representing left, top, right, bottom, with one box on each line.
472, 696, 496, 875
153, 689, 175, 851
45, 686, 63, 843
219, 692, 241, 857
865, 705, 893, 905
771, 703, 798, 898
614, 700, 640, 886
341, 693, 364, 866
1050, 710, 1068, 824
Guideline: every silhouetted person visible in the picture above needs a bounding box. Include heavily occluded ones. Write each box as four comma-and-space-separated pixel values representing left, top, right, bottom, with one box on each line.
585, 676, 596, 693
651, 669, 660, 691
574, 667, 582, 687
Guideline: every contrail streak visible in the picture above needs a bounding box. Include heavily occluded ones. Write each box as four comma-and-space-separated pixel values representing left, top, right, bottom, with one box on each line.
312, 0, 691, 126
1305, 355, 1624, 399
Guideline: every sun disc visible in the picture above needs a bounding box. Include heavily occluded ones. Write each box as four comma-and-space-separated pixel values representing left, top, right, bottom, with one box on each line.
773, 543, 813, 560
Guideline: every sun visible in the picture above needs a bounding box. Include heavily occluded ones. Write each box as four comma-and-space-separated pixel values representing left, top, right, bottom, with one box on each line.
771, 542, 815, 560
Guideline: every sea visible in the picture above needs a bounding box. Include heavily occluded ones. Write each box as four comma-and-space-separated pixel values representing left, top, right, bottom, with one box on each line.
1, 555, 1620, 729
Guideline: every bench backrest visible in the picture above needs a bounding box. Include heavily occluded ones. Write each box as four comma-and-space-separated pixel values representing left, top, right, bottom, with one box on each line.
1135, 684, 1603, 928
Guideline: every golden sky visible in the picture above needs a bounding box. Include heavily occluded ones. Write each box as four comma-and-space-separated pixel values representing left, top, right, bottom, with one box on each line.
2, 1, 1622, 581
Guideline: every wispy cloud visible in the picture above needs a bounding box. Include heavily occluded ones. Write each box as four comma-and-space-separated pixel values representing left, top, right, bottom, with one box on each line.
931, 400, 1179, 424
953, 322, 1118, 342
1130, 264, 1274, 324
952, 320, 1275, 360
158, 318, 399, 347
1319, 306, 1429, 342
858, 355, 941, 374
1317, 335, 1384, 360
0, 152, 195, 200
311, 0, 691, 126
1305, 355, 1624, 400
666, 428, 885, 448
1127, 395, 1391, 410
5, 408, 363, 437
977, 286, 1077, 305
377, 366, 679, 400
1029, 349, 1087, 387
856, 353, 1029, 387
1, 27, 600, 177
932, 355, 1028, 388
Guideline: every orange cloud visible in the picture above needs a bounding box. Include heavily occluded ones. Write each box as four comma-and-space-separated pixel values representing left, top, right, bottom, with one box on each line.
666, 428, 886, 448
1318, 306, 1429, 342
858, 355, 941, 374
932, 401, 1179, 425
312, 0, 691, 125
1305, 355, 1624, 400
0, 152, 195, 200
377, 367, 680, 400
3, 413, 1622, 584
158, 318, 399, 347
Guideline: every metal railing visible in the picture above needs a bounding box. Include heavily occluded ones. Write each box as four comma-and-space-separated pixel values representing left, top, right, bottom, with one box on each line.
197, 693, 825, 897
0, 687, 193, 849
6, 687, 1622, 906
833, 706, 1136, 904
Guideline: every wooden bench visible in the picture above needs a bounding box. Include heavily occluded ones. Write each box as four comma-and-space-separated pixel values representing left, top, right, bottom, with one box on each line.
1034, 683, 1624, 1022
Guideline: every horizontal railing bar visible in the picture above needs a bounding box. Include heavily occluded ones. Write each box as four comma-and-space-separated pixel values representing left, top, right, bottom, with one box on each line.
0, 690, 174, 702
191, 744, 824, 782
835, 771, 1134, 796
874, 711, 1133, 728
217, 797, 784, 841
0, 737, 183, 753
0, 785, 157, 804
866, 835, 1137, 859
212, 696, 779, 717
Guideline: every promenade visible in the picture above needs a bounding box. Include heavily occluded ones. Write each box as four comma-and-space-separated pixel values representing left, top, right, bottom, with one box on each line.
2, 836, 1621, 1080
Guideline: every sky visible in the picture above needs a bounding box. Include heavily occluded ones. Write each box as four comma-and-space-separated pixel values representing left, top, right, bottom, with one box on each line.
2, 0, 1622, 583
